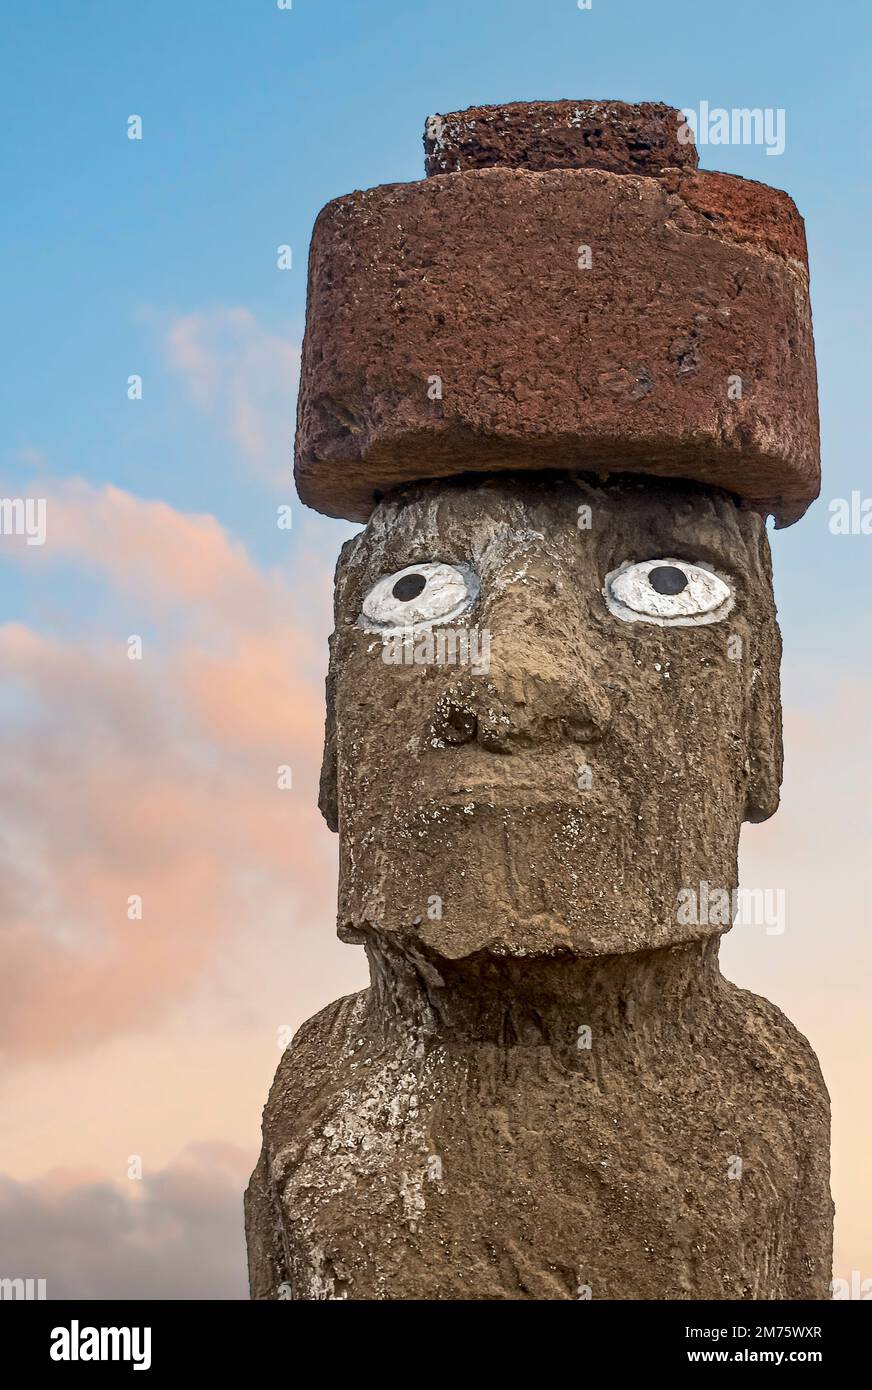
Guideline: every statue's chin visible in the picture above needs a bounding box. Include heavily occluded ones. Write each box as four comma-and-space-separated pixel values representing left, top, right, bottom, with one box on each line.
339, 913, 729, 961
337, 797, 740, 959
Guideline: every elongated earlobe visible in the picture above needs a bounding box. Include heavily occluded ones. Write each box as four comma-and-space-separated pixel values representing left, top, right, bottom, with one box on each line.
744, 621, 783, 824
318, 640, 338, 832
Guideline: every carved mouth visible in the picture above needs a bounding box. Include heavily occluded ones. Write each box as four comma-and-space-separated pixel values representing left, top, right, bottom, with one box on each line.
438, 784, 573, 806
407, 748, 606, 811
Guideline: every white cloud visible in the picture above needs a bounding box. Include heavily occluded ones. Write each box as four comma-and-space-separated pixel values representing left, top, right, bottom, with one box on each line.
166, 307, 301, 487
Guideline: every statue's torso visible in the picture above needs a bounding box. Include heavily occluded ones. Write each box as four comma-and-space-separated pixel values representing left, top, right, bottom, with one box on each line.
246, 970, 832, 1300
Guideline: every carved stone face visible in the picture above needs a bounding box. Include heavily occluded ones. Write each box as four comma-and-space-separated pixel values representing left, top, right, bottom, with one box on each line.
320, 474, 782, 964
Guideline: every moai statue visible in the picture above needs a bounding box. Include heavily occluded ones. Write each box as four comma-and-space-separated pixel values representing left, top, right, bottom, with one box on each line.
246, 101, 833, 1300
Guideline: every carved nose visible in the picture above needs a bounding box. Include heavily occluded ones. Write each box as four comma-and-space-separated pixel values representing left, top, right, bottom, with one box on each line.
430, 646, 611, 752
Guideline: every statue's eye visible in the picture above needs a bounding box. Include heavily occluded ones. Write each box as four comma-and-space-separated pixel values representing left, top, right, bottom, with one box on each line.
360, 562, 478, 632
604, 558, 733, 626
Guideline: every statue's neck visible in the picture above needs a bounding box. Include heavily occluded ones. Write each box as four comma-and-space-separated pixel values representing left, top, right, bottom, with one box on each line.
364, 933, 723, 1050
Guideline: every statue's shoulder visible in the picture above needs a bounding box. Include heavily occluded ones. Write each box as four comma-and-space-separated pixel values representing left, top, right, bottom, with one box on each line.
289, 988, 369, 1054
266, 988, 371, 1110
716, 973, 829, 1112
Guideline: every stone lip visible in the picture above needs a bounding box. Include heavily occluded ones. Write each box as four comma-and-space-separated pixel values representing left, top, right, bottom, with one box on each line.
294, 162, 819, 527
424, 98, 699, 177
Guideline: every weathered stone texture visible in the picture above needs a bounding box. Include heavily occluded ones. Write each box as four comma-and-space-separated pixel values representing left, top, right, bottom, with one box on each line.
323, 479, 781, 960
295, 167, 818, 526
246, 477, 833, 1299
249, 98, 832, 1301
423, 99, 699, 178
247, 946, 832, 1301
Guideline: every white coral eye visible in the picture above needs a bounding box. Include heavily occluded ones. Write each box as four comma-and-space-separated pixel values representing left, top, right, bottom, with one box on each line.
360, 562, 478, 632
604, 558, 733, 626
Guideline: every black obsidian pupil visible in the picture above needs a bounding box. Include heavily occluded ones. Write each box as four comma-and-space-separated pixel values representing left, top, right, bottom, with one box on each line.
648, 565, 688, 596
392, 573, 427, 602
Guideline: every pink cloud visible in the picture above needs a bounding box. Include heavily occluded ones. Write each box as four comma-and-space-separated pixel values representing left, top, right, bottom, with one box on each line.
0, 481, 338, 1059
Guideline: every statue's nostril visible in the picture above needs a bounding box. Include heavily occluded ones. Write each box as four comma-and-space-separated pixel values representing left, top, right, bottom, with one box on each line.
565, 717, 602, 744
450, 717, 478, 750
431, 687, 479, 746
443, 708, 477, 744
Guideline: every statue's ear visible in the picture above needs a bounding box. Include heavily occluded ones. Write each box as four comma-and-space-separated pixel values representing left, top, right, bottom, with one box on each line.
318, 536, 361, 833
744, 660, 782, 822
743, 561, 783, 824
318, 632, 338, 833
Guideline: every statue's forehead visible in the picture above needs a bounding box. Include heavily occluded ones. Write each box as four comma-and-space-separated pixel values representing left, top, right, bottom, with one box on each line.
337, 481, 763, 583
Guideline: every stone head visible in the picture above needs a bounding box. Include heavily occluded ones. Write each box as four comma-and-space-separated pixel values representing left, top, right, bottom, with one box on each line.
319, 471, 782, 965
